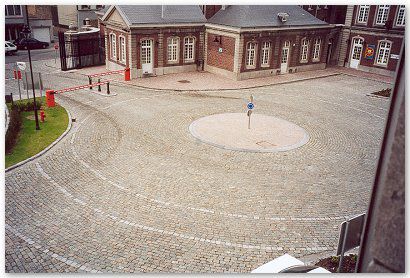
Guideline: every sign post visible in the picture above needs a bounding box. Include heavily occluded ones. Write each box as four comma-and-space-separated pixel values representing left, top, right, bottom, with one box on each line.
54, 43, 59, 63
247, 95, 254, 129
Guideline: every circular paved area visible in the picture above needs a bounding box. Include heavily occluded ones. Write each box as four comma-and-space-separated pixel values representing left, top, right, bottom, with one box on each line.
5, 72, 390, 273
189, 113, 309, 152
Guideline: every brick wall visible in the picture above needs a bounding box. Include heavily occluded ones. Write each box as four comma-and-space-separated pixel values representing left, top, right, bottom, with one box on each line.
162, 30, 201, 68
207, 33, 235, 72
239, 29, 331, 73
27, 5, 52, 20
352, 5, 404, 31
347, 32, 402, 72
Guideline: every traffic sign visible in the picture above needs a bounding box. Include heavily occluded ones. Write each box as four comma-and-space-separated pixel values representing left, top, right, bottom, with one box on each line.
16, 62, 26, 71
247, 102, 254, 110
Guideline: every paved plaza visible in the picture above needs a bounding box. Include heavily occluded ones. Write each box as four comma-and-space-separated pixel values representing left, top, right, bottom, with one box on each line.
5, 63, 391, 272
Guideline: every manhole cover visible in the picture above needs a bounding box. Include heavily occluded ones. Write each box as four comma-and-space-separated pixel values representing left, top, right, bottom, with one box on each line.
177, 80, 191, 83
256, 141, 276, 148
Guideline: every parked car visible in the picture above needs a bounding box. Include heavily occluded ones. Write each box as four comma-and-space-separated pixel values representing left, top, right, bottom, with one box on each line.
15, 38, 49, 50
5, 41, 18, 55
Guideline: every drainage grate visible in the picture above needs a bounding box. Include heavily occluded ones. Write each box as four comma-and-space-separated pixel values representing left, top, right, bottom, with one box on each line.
256, 141, 276, 148
177, 80, 191, 83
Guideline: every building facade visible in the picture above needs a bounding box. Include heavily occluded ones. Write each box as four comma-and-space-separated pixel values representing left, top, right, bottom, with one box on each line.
27, 5, 54, 43
101, 5, 404, 80
338, 5, 405, 76
5, 5, 27, 42
102, 6, 206, 78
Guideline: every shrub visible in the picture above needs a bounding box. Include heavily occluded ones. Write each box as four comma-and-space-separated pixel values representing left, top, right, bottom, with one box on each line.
5, 106, 23, 154
13, 99, 42, 112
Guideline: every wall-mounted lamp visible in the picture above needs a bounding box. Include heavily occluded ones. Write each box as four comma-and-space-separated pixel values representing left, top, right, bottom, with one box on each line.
213, 35, 222, 44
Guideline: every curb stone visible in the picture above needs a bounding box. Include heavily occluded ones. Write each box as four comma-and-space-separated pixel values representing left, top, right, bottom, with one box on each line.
5, 103, 73, 173
5, 104, 10, 132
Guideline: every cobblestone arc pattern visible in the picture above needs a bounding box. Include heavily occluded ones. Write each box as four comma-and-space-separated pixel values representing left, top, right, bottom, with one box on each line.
5, 71, 390, 273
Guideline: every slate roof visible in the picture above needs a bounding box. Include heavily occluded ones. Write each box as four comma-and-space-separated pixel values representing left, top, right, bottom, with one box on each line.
115, 5, 206, 25
208, 5, 328, 28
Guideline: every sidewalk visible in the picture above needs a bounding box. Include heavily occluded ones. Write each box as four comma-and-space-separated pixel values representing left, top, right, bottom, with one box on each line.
43, 59, 394, 91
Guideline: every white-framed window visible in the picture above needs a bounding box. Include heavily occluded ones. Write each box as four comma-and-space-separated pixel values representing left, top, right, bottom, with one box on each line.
376, 5, 390, 25
312, 38, 321, 61
167, 37, 179, 63
396, 5, 405, 26
376, 40, 391, 66
246, 42, 257, 68
261, 41, 271, 66
300, 38, 309, 62
119, 36, 126, 63
183, 37, 195, 62
357, 5, 370, 23
5, 5, 22, 17
110, 33, 117, 60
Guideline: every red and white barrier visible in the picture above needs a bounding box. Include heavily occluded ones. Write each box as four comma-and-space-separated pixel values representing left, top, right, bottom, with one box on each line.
54, 80, 110, 94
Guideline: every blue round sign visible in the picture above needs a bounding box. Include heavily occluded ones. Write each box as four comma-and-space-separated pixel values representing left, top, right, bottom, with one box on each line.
247, 102, 254, 110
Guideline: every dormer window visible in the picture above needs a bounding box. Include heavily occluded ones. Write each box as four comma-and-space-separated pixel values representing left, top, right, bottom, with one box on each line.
277, 12, 289, 22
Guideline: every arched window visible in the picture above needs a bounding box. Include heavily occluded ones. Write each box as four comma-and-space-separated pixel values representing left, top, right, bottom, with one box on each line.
167, 37, 179, 63
183, 37, 195, 62
312, 38, 321, 61
110, 33, 116, 60
261, 41, 271, 66
246, 42, 257, 68
300, 38, 309, 62
376, 40, 392, 66
119, 35, 126, 63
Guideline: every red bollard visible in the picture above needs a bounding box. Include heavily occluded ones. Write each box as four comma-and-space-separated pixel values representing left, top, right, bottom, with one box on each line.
17, 70, 22, 80
13, 70, 17, 79
40, 109, 46, 122
124, 67, 131, 81
46, 90, 55, 107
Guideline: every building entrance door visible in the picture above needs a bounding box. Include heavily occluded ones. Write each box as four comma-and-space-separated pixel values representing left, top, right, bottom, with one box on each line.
281, 41, 290, 74
141, 39, 153, 74
350, 38, 363, 69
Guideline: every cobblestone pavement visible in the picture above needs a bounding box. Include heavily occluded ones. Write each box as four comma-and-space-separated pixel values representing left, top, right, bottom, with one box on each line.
5, 64, 391, 273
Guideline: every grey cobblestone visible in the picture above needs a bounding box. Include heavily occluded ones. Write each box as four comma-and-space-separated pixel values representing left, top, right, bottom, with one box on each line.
5, 66, 389, 272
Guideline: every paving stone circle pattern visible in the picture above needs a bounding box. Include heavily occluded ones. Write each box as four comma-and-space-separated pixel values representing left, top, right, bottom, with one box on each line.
5, 67, 390, 273
189, 113, 310, 152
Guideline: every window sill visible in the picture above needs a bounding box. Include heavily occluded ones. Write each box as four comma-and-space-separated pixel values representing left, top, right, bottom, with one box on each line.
245, 66, 256, 70
261, 64, 270, 68
312, 59, 320, 63
167, 61, 179, 65
299, 60, 308, 64
374, 63, 388, 68
184, 60, 195, 64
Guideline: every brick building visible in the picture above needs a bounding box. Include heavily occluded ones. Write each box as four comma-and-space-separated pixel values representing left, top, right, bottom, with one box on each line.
101, 5, 206, 78
205, 5, 340, 80
101, 5, 404, 80
338, 5, 405, 76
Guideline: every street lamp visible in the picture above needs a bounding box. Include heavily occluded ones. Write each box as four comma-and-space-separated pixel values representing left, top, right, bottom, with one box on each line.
21, 23, 40, 130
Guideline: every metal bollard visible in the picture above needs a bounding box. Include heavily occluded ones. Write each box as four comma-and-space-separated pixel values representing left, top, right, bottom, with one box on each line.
89, 76, 92, 90
107, 82, 110, 95
98, 78, 101, 92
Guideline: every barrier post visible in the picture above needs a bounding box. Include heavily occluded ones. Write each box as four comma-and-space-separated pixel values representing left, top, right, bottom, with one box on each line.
89, 76, 92, 90
46, 90, 55, 107
17, 70, 22, 80
107, 82, 110, 95
98, 78, 101, 92
13, 69, 17, 79
124, 67, 131, 81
